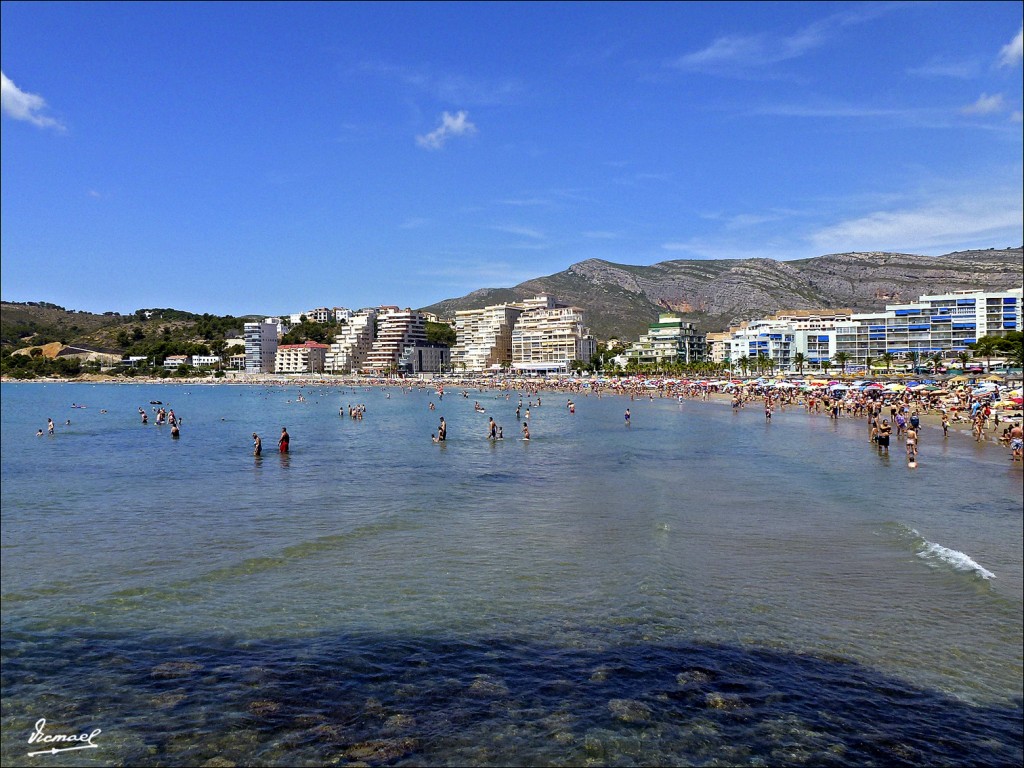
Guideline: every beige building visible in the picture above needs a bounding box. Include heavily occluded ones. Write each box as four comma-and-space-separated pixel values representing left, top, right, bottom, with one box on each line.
362, 308, 428, 373
453, 303, 524, 372
327, 309, 377, 373
511, 295, 596, 374
275, 341, 328, 374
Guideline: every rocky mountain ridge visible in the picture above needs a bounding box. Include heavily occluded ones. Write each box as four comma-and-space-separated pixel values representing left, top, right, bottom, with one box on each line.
422, 248, 1023, 341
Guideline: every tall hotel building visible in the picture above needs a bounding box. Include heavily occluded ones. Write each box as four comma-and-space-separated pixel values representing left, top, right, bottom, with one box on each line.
362, 308, 428, 373
326, 309, 377, 374
452, 303, 524, 372
510, 296, 597, 374
244, 319, 280, 374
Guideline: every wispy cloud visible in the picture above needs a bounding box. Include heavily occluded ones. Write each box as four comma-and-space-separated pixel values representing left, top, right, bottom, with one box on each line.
998, 26, 1023, 67
960, 93, 1005, 115
582, 230, 621, 240
907, 57, 981, 79
668, 5, 900, 78
496, 197, 552, 207
358, 60, 523, 106
416, 110, 477, 150
399, 217, 430, 229
809, 193, 1024, 253
491, 224, 546, 240
1, 71, 64, 130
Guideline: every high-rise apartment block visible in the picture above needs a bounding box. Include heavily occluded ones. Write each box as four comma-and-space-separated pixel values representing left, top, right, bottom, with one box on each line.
362, 308, 428, 373
452, 304, 524, 372
244, 320, 280, 374
327, 309, 378, 373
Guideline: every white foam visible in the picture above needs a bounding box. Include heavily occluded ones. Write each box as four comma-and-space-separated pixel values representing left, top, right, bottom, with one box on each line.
917, 541, 996, 580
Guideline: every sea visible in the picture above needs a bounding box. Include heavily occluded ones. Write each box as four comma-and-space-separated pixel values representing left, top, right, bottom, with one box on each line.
1, 381, 1021, 766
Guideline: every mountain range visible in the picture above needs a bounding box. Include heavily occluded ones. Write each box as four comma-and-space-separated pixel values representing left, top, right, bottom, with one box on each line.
421, 248, 1024, 341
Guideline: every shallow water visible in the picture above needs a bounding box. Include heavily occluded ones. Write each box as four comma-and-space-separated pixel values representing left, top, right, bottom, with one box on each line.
1, 382, 1021, 766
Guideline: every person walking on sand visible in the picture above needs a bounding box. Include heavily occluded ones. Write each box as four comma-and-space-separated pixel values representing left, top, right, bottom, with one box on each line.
253, 433, 262, 456
279, 427, 290, 453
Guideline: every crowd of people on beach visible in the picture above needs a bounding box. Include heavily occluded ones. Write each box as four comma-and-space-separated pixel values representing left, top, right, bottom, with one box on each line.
31, 373, 1023, 464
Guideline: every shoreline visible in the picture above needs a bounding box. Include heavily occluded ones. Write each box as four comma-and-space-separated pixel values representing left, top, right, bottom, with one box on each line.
4, 373, 1021, 460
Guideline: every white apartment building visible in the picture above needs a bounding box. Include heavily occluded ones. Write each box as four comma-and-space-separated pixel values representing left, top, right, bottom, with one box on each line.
832, 288, 1022, 367
511, 296, 596, 374
453, 303, 524, 372
710, 288, 1021, 372
624, 313, 706, 368
275, 341, 329, 374
190, 355, 222, 367
326, 309, 378, 373
362, 308, 428, 373
244, 320, 279, 374
287, 307, 332, 325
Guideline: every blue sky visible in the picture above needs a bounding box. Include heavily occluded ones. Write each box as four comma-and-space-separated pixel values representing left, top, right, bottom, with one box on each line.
2, 1, 1021, 317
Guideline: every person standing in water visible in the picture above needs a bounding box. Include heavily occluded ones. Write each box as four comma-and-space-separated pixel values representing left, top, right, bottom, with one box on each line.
437, 417, 447, 442
279, 427, 290, 453
253, 433, 262, 456
522, 422, 530, 440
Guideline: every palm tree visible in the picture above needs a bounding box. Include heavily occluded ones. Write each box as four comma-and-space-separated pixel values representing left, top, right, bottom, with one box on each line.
821, 358, 832, 377
756, 352, 769, 375
969, 336, 1000, 374
907, 350, 920, 375
864, 355, 875, 377
832, 351, 850, 376
880, 352, 895, 375
792, 352, 806, 376
928, 352, 943, 374
957, 350, 971, 371
737, 355, 750, 377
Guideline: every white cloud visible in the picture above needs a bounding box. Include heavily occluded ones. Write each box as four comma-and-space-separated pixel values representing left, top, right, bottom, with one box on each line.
415, 110, 477, 150
998, 26, 1023, 67
809, 194, 1024, 253
491, 224, 546, 240
1, 71, 64, 130
960, 93, 1005, 115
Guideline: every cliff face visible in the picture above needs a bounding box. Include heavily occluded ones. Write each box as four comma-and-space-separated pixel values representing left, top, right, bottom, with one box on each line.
421, 248, 1024, 341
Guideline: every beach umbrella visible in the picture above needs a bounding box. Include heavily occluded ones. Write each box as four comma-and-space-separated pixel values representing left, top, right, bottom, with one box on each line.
885, 384, 907, 391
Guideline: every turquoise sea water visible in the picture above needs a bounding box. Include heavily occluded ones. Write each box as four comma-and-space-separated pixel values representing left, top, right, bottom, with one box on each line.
1, 382, 1021, 766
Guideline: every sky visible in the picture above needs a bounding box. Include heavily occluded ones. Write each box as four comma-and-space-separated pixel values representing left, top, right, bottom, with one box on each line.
1, 1, 1022, 317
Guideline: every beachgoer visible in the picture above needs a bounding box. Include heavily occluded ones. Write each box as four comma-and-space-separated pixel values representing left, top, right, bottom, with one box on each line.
438, 417, 447, 442
497, 426, 504, 439
941, 414, 949, 438
522, 422, 530, 440
1010, 424, 1023, 462
488, 417, 497, 440
171, 423, 180, 439
36, 429, 43, 437
279, 427, 290, 453
624, 408, 630, 426
47, 418, 54, 435
905, 425, 918, 463
877, 420, 891, 453
253, 433, 262, 456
